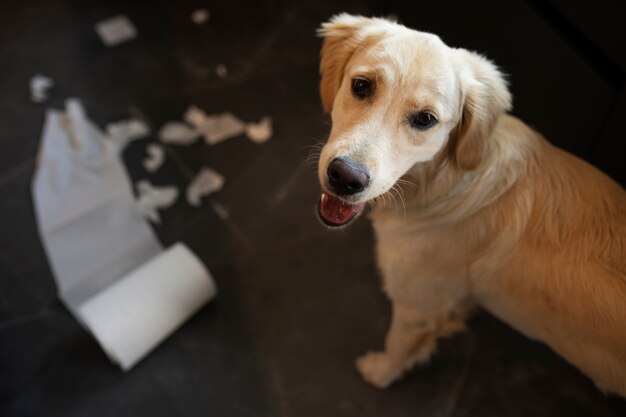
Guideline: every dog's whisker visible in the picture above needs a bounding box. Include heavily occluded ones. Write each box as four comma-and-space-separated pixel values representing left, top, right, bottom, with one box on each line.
391, 185, 406, 213
394, 185, 408, 221
382, 192, 392, 209
396, 184, 409, 207
304, 153, 321, 163
396, 178, 419, 189
389, 188, 399, 210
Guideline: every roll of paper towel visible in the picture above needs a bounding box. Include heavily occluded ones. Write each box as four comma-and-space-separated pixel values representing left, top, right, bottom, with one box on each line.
32, 101, 217, 371
78, 243, 217, 371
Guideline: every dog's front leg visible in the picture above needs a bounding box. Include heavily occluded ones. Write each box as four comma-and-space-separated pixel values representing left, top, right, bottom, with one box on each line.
356, 302, 465, 389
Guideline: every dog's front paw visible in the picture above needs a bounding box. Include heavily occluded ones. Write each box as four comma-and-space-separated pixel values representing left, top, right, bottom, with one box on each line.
356, 351, 402, 389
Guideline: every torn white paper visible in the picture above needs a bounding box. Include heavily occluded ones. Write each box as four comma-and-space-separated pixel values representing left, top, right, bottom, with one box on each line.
158, 121, 199, 145
201, 112, 246, 145
142, 144, 165, 172
186, 167, 225, 206
183, 105, 208, 129
137, 180, 178, 208
106, 118, 150, 151
137, 194, 160, 223
183, 106, 246, 145
216, 64, 228, 78
32, 99, 215, 370
95, 15, 137, 47
191, 9, 210, 24
30, 74, 54, 103
136, 180, 178, 224
246, 116, 273, 144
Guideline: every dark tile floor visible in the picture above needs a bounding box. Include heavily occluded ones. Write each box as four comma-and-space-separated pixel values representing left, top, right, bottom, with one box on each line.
1, 0, 625, 416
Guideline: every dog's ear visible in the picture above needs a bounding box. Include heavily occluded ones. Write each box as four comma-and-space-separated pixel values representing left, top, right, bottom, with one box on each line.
450, 50, 512, 171
318, 14, 386, 113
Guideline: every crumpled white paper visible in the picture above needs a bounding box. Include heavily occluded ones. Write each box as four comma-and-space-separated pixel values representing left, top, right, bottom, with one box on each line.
136, 180, 179, 224
106, 118, 150, 151
158, 121, 199, 145
245, 116, 273, 144
191, 9, 210, 25
215, 64, 228, 78
186, 167, 225, 206
30, 74, 54, 103
95, 15, 138, 47
142, 143, 165, 172
32, 99, 216, 370
184, 106, 246, 145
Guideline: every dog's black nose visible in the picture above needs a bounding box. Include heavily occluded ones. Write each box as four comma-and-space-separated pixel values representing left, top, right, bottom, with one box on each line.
327, 158, 370, 195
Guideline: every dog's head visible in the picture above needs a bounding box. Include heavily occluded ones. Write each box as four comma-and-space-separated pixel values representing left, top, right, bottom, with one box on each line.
316, 14, 511, 228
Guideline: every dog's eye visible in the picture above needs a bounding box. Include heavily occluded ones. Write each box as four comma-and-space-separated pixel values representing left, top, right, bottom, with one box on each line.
351, 78, 371, 99
410, 112, 437, 130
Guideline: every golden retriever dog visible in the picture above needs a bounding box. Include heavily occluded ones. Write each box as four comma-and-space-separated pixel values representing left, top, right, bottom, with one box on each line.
315, 14, 626, 395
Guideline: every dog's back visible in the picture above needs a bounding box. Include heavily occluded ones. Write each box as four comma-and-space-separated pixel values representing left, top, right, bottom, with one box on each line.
477, 116, 626, 394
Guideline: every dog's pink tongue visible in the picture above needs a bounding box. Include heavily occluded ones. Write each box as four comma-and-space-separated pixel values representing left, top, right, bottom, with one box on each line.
319, 193, 363, 225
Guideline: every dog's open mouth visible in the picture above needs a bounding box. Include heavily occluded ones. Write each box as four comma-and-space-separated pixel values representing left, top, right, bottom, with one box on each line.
317, 192, 365, 227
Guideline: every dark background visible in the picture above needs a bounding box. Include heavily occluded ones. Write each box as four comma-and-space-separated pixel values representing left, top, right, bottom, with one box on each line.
1, 0, 625, 416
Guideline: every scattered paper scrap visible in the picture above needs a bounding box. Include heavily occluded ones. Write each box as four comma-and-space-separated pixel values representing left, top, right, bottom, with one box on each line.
137, 180, 179, 208
106, 119, 150, 150
30, 74, 54, 103
136, 180, 179, 224
95, 15, 137, 47
158, 121, 199, 145
183, 105, 207, 129
245, 116, 273, 144
215, 64, 228, 78
201, 112, 246, 145
106, 119, 150, 140
142, 144, 165, 172
186, 168, 224, 207
191, 9, 210, 25
183, 105, 274, 145
184, 106, 246, 145
137, 194, 160, 223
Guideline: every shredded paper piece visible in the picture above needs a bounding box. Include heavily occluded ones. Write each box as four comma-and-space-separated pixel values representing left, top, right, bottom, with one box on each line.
106, 119, 150, 141
216, 64, 228, 78
137, 180, 178, 208
30, 74, 54, 103
184, 106, 246, 145
136, 180, 179, 224
183, 105, 207, 128
158, 121, 199, 145
191, 9, 210, 24
142, 144, 165, 172
106, 119, 150, 151
186, 167, 225, 206
95, 15, 138, 47
246, 116, 273, 144
137, 194, 160, 224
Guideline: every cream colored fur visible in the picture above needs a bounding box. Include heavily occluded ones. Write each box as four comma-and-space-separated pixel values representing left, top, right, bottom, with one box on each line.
317, 14, 626, 395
